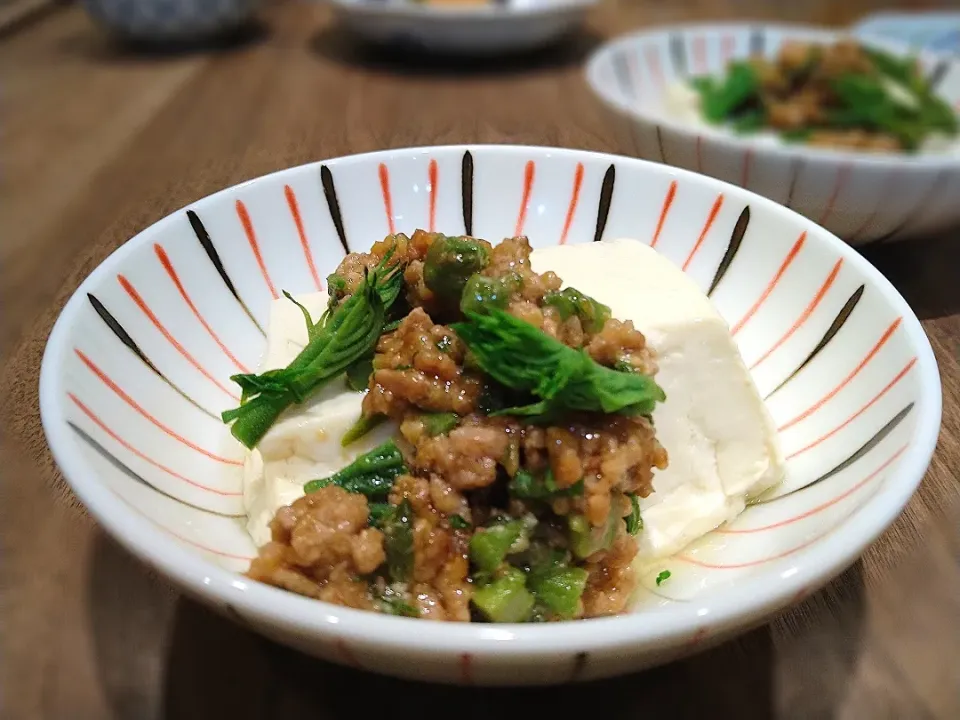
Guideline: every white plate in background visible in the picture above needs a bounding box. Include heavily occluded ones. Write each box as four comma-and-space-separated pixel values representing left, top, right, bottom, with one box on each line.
322, 0, 597, 55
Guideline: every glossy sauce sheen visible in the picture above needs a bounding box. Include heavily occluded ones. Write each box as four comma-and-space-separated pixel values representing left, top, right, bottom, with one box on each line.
243, 238, 784, 562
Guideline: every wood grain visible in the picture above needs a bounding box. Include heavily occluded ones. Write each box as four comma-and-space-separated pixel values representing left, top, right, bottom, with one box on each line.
2, 1, 958, 718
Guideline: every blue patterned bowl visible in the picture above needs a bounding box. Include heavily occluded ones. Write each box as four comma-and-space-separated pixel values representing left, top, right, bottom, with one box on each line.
82, 0, 261, 42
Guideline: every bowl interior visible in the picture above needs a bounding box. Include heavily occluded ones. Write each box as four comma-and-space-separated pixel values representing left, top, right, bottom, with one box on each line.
586, 24, 960, 243
41, 146, 938, 635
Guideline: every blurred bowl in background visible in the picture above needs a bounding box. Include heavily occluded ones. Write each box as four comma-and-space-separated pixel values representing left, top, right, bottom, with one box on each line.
586, 24, 960, 246
322, 0, 598, 56
82, 0, 262, 43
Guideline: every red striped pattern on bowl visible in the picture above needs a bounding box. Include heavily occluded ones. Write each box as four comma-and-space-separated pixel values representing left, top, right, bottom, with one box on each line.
40, 146, 939, 684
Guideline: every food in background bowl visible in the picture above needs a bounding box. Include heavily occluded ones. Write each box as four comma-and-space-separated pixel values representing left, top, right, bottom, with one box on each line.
665, 38, 959, 154
230, 231, 784, 622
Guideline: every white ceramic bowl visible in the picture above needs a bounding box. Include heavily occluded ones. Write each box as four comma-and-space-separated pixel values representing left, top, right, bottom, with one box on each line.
40, 145, 940, 685
586, 23, 960, 245
323, 0, 596, 55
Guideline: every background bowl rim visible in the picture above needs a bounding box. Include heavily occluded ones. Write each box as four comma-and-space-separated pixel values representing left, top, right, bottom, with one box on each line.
39, 143, 942, 656
321, 0, 597, 21
585, 21, 960, 169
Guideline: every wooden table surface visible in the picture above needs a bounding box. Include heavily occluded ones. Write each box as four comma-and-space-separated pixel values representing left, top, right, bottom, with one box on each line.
3, 1, 959, 717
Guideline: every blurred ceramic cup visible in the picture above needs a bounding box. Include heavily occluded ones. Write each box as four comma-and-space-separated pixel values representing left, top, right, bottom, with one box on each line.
82, 0, 262, 43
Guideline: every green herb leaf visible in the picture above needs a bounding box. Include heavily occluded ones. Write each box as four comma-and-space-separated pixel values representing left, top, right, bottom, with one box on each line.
780, 127, 814, 144
471, 566, 535, 623
469, 520, 526, 572
459, 273, 522, 316
543, 287, 611, 334
421, 412, 460, 437
568, 503, 621, 560
375, 587, 418, 617
423, 235, 490, 308
828, 71, 953, 151
368, 502, 393, 527
625, 494, 642, 535
452, 309, 665, 422
450, 515, 471, 530
690, 75, 718, 97
731, 107, 767, 134
344, 354, 374, 392
655, 570, 672, 586
228, 369, 298, 400
693, 62, 760, 123
340, 413, 387, 448
864, 46, 917, 86
527, 565, 589, 620
223, 254, 405, 449
382, 499, 414, 583
282, 290, 323, 341
304, 440, 407, 496
509, 469, 584, 500
325, 273, 348, 309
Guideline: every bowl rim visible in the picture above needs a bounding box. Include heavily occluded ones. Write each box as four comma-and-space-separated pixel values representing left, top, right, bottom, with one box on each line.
322, 0, 596, 21
40, 143, 942, 657
585, 21, 960, 169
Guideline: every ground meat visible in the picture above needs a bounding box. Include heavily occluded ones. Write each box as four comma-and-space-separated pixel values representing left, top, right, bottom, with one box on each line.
412, 419, 510, 491
388, 474, 470, 583
412, 584, 447, 620
330, 230, 439, 307
388, 474, 472, 620
767, 88, 825, 130
587, 318, 658, 375
484, 237, 563, 308
429, 475, 470, 517
329, 251, 379, 301
247, 486, 384, 609
316, 565, 376, 610
537, 306, 592, 348
392, 229, 444, 308
389, 473, 434, 516
545, 427, 583, 489
364, 308, 481, 418
250, 474, 472, 622
815, 38, 872, 76
507, 298, 545, 329
523, 415, 667, 526
559, 315, 586, 348
272, 486, 383, 573
485, 235, 535, 278
250, 232, 670, 623
432, 553, 472, 621
581, 534, 639, 617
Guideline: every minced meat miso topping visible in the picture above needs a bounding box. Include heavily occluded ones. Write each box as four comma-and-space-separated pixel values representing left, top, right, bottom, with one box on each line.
225, 231, 668, 622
